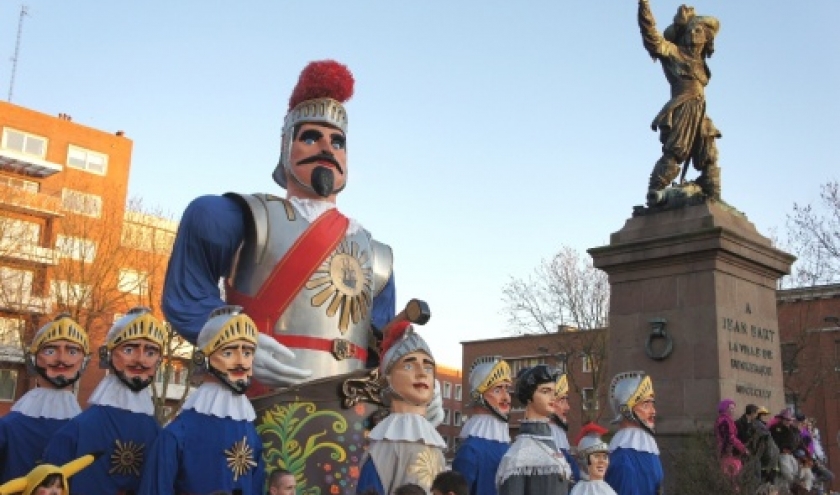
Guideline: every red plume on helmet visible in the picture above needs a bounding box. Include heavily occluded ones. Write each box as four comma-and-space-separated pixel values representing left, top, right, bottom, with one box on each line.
288, 60, 355, 111
574, 422, 609, 447
381, 320, 411, 358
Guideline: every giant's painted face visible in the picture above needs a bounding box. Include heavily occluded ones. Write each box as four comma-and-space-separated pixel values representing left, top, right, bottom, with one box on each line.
633, 397, 656, 430
286, 122, 347, 199
552, 393, 570, 423
527, 383, 555, 419
208, 339, 255, 394
111, 338, 161, 392
388, 350, 435, 406
588, 452, 609, 481
35, 339, 85, 388
482, 380, 513, 415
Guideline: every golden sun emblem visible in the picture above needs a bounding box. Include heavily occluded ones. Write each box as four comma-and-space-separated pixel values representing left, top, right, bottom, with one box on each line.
109, 439, 145, 476
407, 448, 444, 488
306, 240, 372, 333
225, 436, 257, 481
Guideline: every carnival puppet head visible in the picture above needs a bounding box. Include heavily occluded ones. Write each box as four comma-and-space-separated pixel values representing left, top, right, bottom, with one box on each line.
272, 60, 354, 200
194, 305, 258, 395
609, 371, 656, 434
468, 356, 513, 422
0, 453, 97, 495
574, 422, 611, 481
380, 321, 435, 411
25, 314, 90, 389
551, 373, 571, 430
515, 364, 558, 420
99, 307, 165, 392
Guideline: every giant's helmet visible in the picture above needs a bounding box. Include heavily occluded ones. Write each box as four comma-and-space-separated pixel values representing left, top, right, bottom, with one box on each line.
468, 356, 512, 422
0, 453, 97, 495
379, 321, 434, 405
272, 60, 354, 193
25, 313, 90, 388
194, 305, 259, 394
609, 370, 654, 426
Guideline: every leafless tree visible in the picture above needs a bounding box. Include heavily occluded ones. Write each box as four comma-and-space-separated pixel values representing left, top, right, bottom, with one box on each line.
783, 179, 840, 287
501, 245, 610, 421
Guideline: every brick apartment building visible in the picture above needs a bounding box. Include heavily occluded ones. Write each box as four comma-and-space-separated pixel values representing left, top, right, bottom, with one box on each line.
435, 364, 464, 462
0, 100, 182, 416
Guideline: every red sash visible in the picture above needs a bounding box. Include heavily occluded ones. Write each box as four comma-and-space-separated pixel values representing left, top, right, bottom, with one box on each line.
227, 207, 349, 334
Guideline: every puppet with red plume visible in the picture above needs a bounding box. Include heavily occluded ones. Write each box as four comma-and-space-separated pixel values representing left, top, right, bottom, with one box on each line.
572, 423, 616, 494
273, 60, 355, 194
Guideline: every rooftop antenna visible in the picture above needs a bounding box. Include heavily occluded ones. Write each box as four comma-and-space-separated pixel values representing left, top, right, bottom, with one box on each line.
8, 5, 29, 102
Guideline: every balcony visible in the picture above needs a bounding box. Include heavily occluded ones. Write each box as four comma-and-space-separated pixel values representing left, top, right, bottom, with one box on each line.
0, 345, 24, 364
0, 242, 58, 266
0, 183, 62, 217
0, 148, 63, 178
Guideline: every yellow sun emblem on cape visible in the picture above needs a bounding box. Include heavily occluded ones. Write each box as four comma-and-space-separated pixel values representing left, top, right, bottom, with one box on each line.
109, 439, 145, 476
225, 436, 257, 481
407, 448, 444, 488
306, 239, 373, 333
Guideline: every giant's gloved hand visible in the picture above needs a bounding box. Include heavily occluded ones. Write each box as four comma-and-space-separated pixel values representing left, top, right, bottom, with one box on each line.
425, 379, 445, 427
253, 333, 313, 388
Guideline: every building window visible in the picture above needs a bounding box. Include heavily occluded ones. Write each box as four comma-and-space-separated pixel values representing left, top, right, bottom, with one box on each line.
0, 317, 24, 347
508, 356, 547, 376
442, 435, 449, 450
2, 128, 47, 158
453, 411, 462, 427
443, 381, 452, 399
67, 145, 108, 175
781, 342, 798, 374
55, 235, 96, 263
0, 216, 41, 249
61, 189, 102, 218
118, 269, 149, 296
453, 437, 462, 451
0, 266, 34, 301
51, 280, 91, 308
583, 387, 599, 410
0, 369, 17, 401
442, 408, 450, 425
454, 384, 462, 401
582, 354, 593, 373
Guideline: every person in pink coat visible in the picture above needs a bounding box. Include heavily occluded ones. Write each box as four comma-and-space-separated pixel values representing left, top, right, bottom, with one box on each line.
715, 399, 747, 477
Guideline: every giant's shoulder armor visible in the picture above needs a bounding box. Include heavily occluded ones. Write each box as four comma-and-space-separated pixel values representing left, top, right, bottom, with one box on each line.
225, 193, 393, 378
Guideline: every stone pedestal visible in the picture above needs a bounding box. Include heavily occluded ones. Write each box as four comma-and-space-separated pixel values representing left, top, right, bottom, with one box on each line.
589, 202, 795, 434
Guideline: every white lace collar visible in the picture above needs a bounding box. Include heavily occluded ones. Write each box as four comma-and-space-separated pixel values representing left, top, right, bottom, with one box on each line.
369, 412, 447, 448
459, 413, 510, 442
289, 197, 362, 235
87, 374, 155, 416
570, 480, 618, 495
182, 382, 256, 421
608, 426, 659, 455
11, 387, 81, 420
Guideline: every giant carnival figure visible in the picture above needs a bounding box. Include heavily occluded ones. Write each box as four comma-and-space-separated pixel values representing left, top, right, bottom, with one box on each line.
496, 365, 572, 495
549, 373, 581, 485
43, 307, 165, 495
638, 0, 722, 206
162, 59, 439, 493
138, 306, 264, 495
451, 356, 513, 495
604, 371, 663, 495
571, 423, 617, 495
356, 322, 445, 494
0, 315, 90, 483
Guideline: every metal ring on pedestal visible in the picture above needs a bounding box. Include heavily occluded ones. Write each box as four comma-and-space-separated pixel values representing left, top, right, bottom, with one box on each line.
645, 318, 673, 361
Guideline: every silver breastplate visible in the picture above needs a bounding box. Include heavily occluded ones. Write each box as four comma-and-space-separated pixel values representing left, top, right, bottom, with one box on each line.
226, 193, 393, 378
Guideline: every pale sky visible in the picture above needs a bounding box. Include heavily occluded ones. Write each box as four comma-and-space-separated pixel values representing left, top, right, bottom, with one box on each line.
2, 2, 838, 368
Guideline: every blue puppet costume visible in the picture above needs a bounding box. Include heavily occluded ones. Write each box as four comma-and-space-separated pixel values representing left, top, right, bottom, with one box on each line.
0, 315, 90, 483
604, 371, 663, 495
43, 308, 166, 495
138, 306, 264, 495
452, 356, 513, 495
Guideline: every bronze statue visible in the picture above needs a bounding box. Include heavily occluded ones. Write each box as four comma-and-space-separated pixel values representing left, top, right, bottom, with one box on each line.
638, 0, 721, 206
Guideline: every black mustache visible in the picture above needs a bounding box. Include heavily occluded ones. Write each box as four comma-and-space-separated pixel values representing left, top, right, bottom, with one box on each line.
228, 366, 251, 373
297, 153, 343, 174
